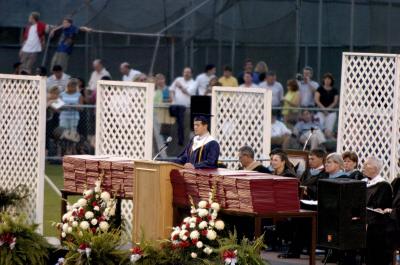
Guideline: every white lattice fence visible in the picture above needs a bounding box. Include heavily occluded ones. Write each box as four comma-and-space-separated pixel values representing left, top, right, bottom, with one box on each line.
337, 52, 400, 181
0, 74, 46, 231
95, 80, 154, 233
211, 87, 271, 169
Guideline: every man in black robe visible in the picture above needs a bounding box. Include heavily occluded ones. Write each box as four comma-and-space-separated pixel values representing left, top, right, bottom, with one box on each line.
300, 148, 328, 200
362, 157, 393, 265
238, 145, 271, 173
175, 115, 220, 169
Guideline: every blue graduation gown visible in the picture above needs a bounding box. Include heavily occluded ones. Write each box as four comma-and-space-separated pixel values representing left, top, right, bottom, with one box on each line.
175, 138, 220, 169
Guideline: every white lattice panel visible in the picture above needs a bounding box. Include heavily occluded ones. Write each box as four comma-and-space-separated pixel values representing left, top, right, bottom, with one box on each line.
0, 74, 46, 231
211, 87, 271, 169
95, 80, 154, 235
337, 53, 400, 181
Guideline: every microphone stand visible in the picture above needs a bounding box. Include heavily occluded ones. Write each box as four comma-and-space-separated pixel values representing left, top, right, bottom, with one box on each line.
153, 144, 169, 161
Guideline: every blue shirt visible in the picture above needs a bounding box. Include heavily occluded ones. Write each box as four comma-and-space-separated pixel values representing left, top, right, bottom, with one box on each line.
56, 25, 79, 54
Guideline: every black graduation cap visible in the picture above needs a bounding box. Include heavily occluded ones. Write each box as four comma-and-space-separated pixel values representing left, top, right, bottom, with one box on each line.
193, 113, 213, 125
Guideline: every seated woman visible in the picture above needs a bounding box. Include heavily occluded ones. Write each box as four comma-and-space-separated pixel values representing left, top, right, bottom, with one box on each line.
270, 151, 297, 178
325, 153, 348, 179
342, 151, 364, 180
282, 79, 301, 125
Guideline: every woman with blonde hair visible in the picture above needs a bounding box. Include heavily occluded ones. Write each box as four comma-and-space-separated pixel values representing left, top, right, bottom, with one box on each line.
254, 61, 268, 84
282, 79, 301, 124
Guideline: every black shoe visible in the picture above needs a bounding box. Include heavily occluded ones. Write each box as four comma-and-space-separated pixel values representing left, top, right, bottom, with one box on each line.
278, 252, 300, 259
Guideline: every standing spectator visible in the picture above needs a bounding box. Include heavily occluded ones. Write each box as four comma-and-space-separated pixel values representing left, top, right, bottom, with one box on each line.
204, 76, 221, 96
46, 86, 61, 157
13, 62, 22, 75
154, 73, 170, 104
59, 79, 83, 132
298, 66, 319, 107
120, 62, 141, 81
169, 67, 197, 145
195, 64, 216, 95
237, 58, 256, 85
35, 66, 47, 76
253, 61, 268, 84
293, 110, 326, 150
271, 111, 291, 149
218, 65, 238, 87
239, 72, 257, 88
88, 59, 111, 91
49, 18, 91, 72
315, 73, 339, 139
259, 71, 284, 108
20, 12, 51, 73
282, 79, 300, 124
46, 65, 71, 92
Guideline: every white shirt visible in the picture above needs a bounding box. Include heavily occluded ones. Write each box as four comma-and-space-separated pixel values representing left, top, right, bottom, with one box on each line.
259, 81, 284, 107
123, 69, 141, 81
22, 24, 42, 53
362, 175, 387, 188
195, 73, 214, 95
46, 73, 71, 92
240, 83, 258, 88
169, 77, 196, 107
88, 68, 111, 91
271, 120, 291, 138
298, 80, 319, 107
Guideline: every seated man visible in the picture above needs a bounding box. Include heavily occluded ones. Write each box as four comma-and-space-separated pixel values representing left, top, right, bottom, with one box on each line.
238, 145, 271, 173
175, 115, 220, 169
271, 111, 291, 149
362, 157, 393, 265
293, 110, 326, 150
300, 149, 328, 200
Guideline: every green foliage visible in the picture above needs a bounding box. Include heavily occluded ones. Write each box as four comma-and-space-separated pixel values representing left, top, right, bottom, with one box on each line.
63, 229, 131, 265
0, 213, 50, 265
0, 185, 29, 212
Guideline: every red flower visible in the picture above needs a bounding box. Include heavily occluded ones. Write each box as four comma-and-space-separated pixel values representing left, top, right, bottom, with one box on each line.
196, 217, 202, 223
85, 194, 93, 200
92, 201, 98, 207
223, 250, 237, 259
172, 234, 178, 240
130, 246, 143, 255
207, 215, 212, 221
91, 227, 97, 233
78, 208, 85, 218
191, 238, 198, 244
201, 230, 208, 236
79, 243, 89, 250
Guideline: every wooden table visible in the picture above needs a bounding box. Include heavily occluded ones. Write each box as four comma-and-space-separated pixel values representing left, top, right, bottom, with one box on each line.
173, 204, 317, 265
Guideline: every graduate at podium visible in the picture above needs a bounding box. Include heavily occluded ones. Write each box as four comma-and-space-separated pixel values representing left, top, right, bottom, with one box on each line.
175, 114, 220, 169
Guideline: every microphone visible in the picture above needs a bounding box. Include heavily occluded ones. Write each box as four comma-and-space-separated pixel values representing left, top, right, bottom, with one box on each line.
153, 136, 173, 160
303, 127, 316, 151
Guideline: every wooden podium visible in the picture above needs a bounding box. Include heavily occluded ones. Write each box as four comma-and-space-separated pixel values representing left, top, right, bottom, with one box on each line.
132, 160, 183, 242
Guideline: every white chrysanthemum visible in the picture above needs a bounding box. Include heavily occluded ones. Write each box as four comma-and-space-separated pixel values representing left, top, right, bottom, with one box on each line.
83, 189, 93, 196
94, 181, 101, 193
179, 230, 187, 239
196, 241, 203, 248
190, 223, 196, 229
72, 221, 78, 227
131, 254, 141, 263
67, 227, 73, 234
99, 221, 109, 232
62, 212, 71, 222
100, 191, 111, 202
198, 209, 208, 218
77, 198, 87, 207
183, 217, 191, 223
85, 211, 94, 220
191, 252, 197, 258
69, 216, 75, 222
190, 217, 197, 223
66, 204, 72, 211
215, 220, 225, 230
62, 223, 69, 233
190, 230, 200, 239
203, 247, 213, 255
182, 235, 188, 241
91, 218, 98, 226
211, 211, 218, 220
198, 201, 208, 209
80, 221, 90, 230
173, 226, 181, 232
181, 224, 187, 230
206, 230, 217, 240
211, 202, 220, 211
198, 221, 208, 230
209, 220, 215, 227
93, 206, 100, 211
61, 232, 66, 238
190, 207, 197, 214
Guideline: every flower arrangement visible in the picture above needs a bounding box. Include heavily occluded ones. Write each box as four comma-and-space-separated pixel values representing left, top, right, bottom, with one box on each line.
170, 193, 225, 260
0, 213, 50, 265
58, 180, 117, 241
0, 184, 29, 212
